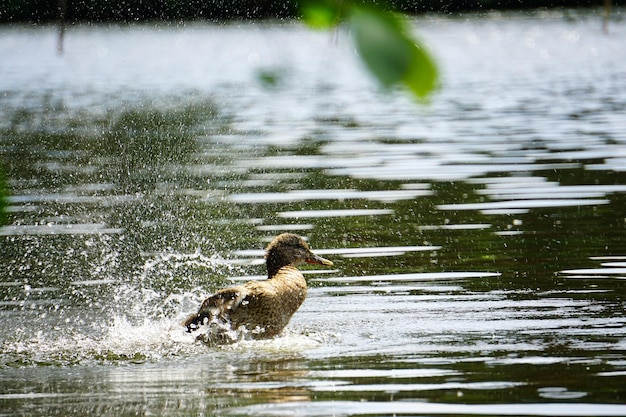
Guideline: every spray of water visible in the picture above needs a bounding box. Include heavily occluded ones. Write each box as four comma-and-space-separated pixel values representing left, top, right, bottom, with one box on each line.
1, 248, 331, 367
1, 250, 234, 366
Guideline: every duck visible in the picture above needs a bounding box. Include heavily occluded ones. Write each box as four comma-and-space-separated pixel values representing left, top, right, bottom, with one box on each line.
183, 233, 333, 342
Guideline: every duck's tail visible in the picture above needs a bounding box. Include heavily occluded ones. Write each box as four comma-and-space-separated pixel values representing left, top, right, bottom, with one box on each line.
182, 288, 244, 332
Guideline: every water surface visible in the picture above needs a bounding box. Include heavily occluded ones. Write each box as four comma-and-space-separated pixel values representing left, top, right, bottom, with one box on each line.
1, 8, 626, 416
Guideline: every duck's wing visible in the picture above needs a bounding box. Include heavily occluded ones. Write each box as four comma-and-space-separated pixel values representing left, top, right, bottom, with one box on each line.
182, 286, 247, 332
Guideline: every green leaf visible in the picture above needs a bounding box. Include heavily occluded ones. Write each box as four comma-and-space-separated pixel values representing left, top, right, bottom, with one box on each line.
403, 34, 438, 99
256, 67, 285, 89
350, 5, 438, 100
300, 0, 345, 29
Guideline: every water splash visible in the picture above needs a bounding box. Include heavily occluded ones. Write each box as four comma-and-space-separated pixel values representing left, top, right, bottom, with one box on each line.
0, 247, 335, 368
0, 250, 243, 367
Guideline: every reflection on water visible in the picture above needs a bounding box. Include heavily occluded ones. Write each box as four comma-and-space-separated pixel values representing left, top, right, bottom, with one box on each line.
227, 401, 626, 416
1, 8, 626, 417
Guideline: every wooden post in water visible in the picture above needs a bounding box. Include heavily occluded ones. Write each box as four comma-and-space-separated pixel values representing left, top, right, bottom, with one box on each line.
57, 0, 67, 54
603, 0, 612, 35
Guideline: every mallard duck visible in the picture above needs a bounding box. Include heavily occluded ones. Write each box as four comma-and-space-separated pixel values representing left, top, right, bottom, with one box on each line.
183, 233, 333, 342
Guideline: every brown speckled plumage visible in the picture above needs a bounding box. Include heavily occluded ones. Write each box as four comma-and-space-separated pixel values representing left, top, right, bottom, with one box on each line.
183, 233, 333, 341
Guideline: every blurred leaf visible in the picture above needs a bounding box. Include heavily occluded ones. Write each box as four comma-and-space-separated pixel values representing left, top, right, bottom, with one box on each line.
350, 5, 438, 99
300, 0, 440, 100
402, 35, 438, 99
257, 67, 285, 89
300, 0, 344, 29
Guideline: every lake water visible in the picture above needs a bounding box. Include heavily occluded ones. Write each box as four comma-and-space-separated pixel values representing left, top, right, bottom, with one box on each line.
1, 8, 626, 416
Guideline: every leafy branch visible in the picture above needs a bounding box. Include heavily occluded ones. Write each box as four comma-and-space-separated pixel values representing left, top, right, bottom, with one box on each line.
300, 0, 439, 101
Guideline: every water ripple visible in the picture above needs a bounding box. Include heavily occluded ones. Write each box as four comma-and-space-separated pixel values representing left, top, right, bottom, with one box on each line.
225, 401, 626, 417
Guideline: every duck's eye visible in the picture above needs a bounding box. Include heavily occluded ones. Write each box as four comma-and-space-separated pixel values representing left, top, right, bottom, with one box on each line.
290, 244, 309, 257
286, 241, 306, 250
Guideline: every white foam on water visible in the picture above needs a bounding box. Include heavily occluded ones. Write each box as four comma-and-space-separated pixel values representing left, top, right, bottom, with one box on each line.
0, 250, 250, 366
1, 302, 331, 367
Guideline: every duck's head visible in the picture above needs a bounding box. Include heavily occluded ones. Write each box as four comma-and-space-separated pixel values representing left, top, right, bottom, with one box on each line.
265, 233, 333, 277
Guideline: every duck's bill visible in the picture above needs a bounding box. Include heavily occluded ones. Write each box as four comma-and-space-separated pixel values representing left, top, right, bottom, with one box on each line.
306, 253, 333, 266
